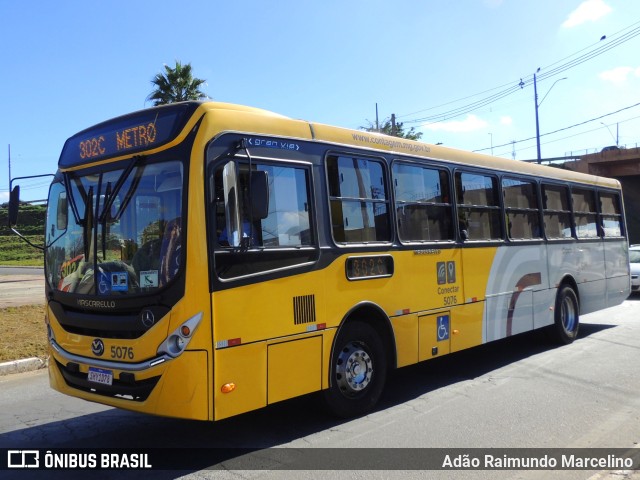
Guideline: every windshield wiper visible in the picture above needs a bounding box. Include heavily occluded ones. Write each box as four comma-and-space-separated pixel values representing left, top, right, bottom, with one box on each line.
83, 186, 94, 261
98, 155, 142, 223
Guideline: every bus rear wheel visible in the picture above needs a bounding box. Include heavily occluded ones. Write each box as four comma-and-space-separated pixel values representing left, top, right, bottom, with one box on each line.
324, 321, 387, 418
550, 285, 580, 344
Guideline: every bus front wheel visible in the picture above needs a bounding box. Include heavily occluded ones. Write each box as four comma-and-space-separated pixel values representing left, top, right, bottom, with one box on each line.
324, 321, 387, 418
551, 285, 580, 344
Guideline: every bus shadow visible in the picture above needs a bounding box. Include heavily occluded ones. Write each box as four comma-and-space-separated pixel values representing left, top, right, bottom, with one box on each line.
380, 322, 613, 410
0, 323, 615, 478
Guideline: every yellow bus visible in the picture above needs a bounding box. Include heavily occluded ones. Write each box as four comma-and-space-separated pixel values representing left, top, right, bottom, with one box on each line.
9, 101, 631, 420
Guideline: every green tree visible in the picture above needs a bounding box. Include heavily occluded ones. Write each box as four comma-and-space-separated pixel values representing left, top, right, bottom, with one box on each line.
147, 61, 209, 105
362, 118, 423, 141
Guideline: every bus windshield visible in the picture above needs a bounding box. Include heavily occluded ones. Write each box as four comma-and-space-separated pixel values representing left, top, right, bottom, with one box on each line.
45, 159, 184, 295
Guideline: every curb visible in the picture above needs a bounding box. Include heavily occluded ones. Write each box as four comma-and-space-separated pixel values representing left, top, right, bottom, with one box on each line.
0, 357, 46, 376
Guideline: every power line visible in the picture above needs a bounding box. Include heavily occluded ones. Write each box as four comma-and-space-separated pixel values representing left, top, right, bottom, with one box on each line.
473, 100, 640, 153
400, 20, 640, 125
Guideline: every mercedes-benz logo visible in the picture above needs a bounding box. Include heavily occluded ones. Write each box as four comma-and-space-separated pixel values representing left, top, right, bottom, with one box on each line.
141, 310, 155, 328
91, 338, 105, 357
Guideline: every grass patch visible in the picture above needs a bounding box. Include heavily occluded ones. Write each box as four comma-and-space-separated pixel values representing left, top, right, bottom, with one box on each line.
0, 305, 48, 362
0, 235, 44, 266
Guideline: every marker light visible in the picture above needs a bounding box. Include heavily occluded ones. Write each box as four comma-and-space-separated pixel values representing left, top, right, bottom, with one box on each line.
221, 383, 236, 394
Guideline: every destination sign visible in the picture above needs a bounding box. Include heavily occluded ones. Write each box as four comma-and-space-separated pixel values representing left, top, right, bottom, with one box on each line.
59, 103, 199, 168
345, 255, 394, 281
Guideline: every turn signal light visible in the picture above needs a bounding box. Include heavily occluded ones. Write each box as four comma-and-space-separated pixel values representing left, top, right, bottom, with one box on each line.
221, 383, 236, 394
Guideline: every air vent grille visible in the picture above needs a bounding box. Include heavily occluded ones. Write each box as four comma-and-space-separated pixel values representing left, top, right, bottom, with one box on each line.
293, 295, 316, 325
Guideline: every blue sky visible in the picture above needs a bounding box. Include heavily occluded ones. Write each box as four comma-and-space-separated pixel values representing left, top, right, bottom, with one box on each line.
2, 0, 640, 202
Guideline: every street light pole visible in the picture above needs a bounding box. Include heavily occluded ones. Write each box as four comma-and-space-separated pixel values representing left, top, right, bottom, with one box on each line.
532, 72, 567, 164
600, 122, 618, 146
534, 73, 541, 163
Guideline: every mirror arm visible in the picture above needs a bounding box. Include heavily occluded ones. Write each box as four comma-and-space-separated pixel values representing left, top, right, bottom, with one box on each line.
7, 174, 54, 251
9, 227, 45, 252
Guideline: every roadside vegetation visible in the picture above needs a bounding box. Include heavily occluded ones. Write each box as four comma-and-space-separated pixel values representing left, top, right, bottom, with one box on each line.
0, 205, 47, 362
0, 305, 48, 362
0, 235, 44, 265
0, 203, 45, 266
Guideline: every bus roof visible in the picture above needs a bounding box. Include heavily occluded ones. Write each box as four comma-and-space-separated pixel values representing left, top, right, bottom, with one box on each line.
196, 101, 620, 190
60, 100, 621, 190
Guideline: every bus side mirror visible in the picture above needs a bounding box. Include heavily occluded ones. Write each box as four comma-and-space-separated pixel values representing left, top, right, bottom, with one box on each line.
250, 171, 269, 220
8, 185, 20, 226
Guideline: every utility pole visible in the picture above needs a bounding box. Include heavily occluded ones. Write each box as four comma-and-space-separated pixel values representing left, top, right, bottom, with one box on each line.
534, 72, 541, 163
391, 113, 397, 137
375, 103, 379, 132
8, 144, 11, 185
526, 70, 566, 164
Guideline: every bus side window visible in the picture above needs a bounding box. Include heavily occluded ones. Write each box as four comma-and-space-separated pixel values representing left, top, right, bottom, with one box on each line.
502, 178, 541, 240
599, 191, 623, 237
572, 188, 598, 239
392, 162, 453, 242
455, 172, 502, 241
211, 158, 315, 279
327, 155, 390, 244
542, 184, 573, 239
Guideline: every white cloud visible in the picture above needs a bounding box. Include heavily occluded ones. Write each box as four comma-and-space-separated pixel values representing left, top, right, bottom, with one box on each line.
423, 114, 488, 133
599, 66, 640, 85
500, 116, 513, 126
0, 192, 9, 204
562, 0, 612, 28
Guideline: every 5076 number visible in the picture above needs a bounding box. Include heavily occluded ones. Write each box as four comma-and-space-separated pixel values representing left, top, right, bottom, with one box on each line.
110, 346, 134, 360
443, 295, 458, 306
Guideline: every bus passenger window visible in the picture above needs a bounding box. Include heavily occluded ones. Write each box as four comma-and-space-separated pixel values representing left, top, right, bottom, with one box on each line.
327, 155, 390, 244
542, 184, 572, 239
599, 192, 623, 237
502, 178, 541, 240
455, 172, 502, 241
572, 188, 598, 238
392, 163, 453, 242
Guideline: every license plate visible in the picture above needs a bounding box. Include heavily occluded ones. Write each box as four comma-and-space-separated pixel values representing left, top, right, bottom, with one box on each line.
87, 367, 113, 386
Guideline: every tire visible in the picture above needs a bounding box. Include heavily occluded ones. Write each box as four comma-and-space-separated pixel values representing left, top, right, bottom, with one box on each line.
550, 285, 580, 344
324, 321, 387, 418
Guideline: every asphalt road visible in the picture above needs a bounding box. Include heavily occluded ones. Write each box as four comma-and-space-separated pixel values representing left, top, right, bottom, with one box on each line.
0, 267, 44, 276
1, 297, 639, 479
0, 267, 45, 307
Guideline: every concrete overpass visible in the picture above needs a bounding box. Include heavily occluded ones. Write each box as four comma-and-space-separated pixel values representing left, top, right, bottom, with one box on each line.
562, 147, 640, 244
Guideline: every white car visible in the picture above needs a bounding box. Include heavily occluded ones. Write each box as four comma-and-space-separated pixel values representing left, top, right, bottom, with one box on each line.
631, 245, 640, 294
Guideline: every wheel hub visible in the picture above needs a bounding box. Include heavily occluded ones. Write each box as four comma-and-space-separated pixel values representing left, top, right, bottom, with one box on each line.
336, 341, 373, 396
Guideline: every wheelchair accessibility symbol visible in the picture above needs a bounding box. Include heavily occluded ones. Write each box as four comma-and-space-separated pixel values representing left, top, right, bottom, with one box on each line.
437, 315, 450, 341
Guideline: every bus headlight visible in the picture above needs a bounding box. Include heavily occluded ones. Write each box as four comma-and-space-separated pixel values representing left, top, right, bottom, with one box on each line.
157, 312, 203, 358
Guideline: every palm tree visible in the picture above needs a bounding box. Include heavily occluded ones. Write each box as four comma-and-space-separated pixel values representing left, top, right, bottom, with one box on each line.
147, 61, 209, 105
